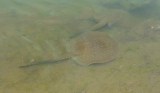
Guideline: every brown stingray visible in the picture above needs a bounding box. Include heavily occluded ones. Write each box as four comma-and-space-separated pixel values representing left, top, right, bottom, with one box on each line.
19, 31, 119, 68
67, 31, 119, 66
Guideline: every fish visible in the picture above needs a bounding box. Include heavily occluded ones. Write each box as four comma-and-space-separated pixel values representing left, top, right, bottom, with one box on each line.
19, 31, 119, 68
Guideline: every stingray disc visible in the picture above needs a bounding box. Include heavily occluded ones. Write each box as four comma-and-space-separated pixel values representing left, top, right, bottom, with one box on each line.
66, 31, 119, 66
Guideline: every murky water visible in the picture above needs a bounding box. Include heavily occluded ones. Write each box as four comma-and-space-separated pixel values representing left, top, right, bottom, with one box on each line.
0, 0, 160, 93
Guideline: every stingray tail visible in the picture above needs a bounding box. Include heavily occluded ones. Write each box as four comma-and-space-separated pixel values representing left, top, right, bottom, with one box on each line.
19, 58, 70, 68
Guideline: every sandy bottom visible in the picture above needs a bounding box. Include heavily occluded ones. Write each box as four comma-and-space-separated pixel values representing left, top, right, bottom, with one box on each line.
0, 1, 160, 93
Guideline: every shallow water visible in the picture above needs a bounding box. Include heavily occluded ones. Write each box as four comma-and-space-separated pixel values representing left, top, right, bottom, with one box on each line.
0, 0, 160, 93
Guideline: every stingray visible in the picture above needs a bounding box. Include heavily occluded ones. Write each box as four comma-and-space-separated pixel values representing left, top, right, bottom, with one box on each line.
19, 31, 119, 68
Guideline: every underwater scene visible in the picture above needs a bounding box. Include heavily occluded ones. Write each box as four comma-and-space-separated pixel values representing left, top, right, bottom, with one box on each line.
0, 0, 160, 93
